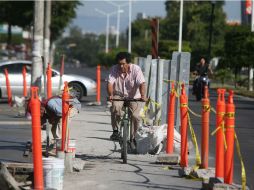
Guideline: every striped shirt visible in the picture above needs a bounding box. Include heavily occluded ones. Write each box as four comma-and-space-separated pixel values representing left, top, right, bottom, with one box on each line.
108, 64, 145, 99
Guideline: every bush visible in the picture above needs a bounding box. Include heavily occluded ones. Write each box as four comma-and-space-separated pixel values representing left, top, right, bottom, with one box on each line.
214, 68, 233, 86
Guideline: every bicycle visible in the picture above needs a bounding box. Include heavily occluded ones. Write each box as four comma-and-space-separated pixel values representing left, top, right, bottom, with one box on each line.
109, 98, 144, 164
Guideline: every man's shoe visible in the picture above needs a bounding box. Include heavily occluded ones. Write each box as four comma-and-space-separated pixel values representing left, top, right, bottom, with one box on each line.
110, 130, 120, 141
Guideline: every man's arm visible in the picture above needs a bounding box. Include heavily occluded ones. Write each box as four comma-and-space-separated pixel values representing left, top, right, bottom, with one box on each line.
139, 82, 146, 100
107, 82, 114, 100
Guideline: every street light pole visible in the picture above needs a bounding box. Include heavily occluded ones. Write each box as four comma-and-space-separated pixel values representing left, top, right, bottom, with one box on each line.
95, 8, 118, 53
105, 1, 128, 48
128, 0, 132, 53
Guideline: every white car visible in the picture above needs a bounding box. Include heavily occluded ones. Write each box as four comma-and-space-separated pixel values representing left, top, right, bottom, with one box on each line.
0, 60, 96, 100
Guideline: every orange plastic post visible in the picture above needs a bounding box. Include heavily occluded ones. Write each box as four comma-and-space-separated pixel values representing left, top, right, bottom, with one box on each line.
201, 86, 210, 169
4, 68, 12, 106
215, 88, 226, 179
180, 84, 188, 167
61, 82, 70, 151
224, 90, 235, 184
46, 64, 52, 98
96, 65, 101, 103
166, 83, 176, 154
22, 66, 27, 97
30, 87, 44, 190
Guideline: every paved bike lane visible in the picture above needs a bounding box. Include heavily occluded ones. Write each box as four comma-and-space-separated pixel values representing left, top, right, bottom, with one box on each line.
63, 105, 202, 190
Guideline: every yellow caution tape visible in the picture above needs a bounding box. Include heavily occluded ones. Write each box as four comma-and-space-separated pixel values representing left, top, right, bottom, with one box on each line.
188, 107, 202, 118
140, 98, 161, 125
180, 103, 188, 108
211, 122, 227, 150
210, 106, 217, 114
234, 132, 247, 190
210, 111, 227, 149
225, 112, 235, 118
187, 113, 201, 167
202, 105, 211, 112
150, 98, 161, 108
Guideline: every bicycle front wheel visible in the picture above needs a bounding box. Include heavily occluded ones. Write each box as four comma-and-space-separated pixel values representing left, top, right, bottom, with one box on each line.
122, 120, 128, 164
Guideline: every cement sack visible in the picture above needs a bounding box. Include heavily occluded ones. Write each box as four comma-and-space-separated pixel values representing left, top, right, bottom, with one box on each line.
135, 124, 182, 154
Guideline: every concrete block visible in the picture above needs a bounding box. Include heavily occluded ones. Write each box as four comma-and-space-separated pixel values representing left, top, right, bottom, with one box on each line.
57, 151, 65, 159
179, 167, 215, 180
156, 153, 179, 164
202, 177, 250, 190
65, 152, 73, 173
178, 166, 192, 177
73, 158, 85, 172
213, 183, 249, 190
192, 167, 215, 180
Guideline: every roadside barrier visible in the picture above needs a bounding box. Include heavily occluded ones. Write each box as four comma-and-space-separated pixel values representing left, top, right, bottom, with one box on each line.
61, 82, 70, 152
4, 68, 12, 106
224, 90, 235, 184
22, 66, 27, 97
96, 65, 101, 103
180, 84, 188, 167
201, 86, 210, 169
166, 83, 176, 154
30, 87, 44, 190
162, 79, 246, 189
46, 64, 52, 98
215, 89, 226, 179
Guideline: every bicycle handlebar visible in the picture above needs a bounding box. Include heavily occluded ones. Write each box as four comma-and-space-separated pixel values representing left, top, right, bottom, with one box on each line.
107, 97, 145, 102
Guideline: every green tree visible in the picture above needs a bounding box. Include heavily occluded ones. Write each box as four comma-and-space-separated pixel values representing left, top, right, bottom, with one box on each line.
0, 1, 81, 45
50, 1, 81, 42
161, 1, 226, 67
0, 1, 33, 45
224, 25, 254, 87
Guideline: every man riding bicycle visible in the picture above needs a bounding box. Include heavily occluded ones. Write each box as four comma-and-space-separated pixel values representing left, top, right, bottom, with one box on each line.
107, 52, 146, 149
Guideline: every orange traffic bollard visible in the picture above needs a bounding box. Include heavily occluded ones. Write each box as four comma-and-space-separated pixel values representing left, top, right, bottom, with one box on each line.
166, 83, 176, 154
30, 87, 44, 190
224, 90, 235, 184
96, 65, 101, 103
46, 64, 52, 98
4, 68, 12, 106
22, 66, 27, 97
61, 82, 70, 151
180, 84, 188, 167
201, 86, 210, 169
215, 88, 226, 179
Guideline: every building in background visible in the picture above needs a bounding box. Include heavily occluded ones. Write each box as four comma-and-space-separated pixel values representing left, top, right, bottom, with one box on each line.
241, 0, 252, 25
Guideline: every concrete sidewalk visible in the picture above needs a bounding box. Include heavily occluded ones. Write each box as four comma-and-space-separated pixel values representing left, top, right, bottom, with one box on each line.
63, 105, 202, 190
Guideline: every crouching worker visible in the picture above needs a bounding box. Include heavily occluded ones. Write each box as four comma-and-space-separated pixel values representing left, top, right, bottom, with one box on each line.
107, 52, 146, 150
26, 95, 81, 141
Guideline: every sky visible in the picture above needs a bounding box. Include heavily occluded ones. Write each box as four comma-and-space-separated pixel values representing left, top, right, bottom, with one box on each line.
71, 0, 241, 34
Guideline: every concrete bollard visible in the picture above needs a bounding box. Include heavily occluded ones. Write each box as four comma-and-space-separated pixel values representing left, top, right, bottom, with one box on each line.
65, 152, 73, 173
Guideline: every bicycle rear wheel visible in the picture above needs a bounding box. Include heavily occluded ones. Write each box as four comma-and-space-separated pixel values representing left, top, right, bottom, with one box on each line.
122, 120, 128, 164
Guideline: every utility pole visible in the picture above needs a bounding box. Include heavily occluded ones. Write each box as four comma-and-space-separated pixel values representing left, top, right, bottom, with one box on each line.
128, 0, 132, 53
43, 0, 51, 98
178, 0, 183, 52
32, 1, 44, 92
